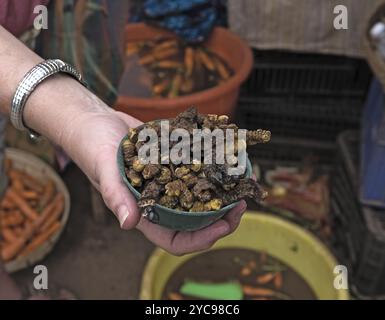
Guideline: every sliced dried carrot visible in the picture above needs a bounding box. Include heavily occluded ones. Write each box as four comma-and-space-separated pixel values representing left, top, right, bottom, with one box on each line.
184, 47, 194, 76
242, 285, 290, 300
139, 53, 156, 65
12, 226, 23, 237
2, 228, 18, 243
242, 285, 276, 297
126, 42, 140, 56
1, 194, 63, 261
155, 60, 182, 69
198, 49, 215, 71
240, 266, 252, 276
1, 211, 24, 227
22, 190, 39, 200
6, 189, 39, 221
256, 272, 276, 285
40, 195, 64, 232
214, 57, 231, 80
19, 221, 61, 257
39, 180, 55, 209
153, 39, 177, 53
274, 272, 283, 289
0, 197, 14, 210
168, 292, 183, 300
12, 178, 24, 192
139, 47, 178, 65
154, 47, 178, 60
153, 79, 170, 95
8, 169, 43, 193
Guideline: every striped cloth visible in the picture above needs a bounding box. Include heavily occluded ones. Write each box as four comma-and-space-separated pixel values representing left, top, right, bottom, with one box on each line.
228, 0, 385, 58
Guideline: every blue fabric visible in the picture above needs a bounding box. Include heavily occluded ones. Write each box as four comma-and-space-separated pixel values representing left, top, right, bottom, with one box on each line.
144, 0, 209, 17
132, 0, 227, 43
154, 7, 217, 43
361, 78, 385, 208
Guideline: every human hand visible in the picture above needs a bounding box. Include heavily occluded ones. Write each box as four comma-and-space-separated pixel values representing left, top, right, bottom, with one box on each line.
137, 200, 247, 255
0, 25, 248, 256
59, 105, 247, 255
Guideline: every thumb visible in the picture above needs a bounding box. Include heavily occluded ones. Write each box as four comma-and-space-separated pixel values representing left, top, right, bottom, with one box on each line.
97, 150, 141, 230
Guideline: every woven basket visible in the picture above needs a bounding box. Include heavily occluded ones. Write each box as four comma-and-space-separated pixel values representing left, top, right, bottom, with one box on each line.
363, 3, 385, 90
3, 148, 70, 273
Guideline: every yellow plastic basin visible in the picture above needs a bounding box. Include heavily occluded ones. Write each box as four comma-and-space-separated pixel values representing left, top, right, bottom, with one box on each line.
140, 212, 349, 300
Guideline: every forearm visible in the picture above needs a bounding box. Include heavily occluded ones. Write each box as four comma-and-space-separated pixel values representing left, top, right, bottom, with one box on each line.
0, 26, 109, 148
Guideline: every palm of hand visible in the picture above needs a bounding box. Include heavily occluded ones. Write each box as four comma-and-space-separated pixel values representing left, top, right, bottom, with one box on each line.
62, 108, 246, 255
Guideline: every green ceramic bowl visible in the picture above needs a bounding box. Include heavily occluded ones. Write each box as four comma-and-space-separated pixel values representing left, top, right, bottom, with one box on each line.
117, 134, 252, 231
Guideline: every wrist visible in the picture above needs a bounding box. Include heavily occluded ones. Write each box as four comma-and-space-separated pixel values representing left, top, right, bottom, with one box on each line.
22, 74, 110, 147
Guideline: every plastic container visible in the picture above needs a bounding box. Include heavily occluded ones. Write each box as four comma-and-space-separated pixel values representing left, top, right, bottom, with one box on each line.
361, 78, 385, 208
140, 213, 349, 300
331, 131, 385, 297
4, 148, 71, 273
115, 23, 253, 122
236, 48, 371, 142
117, 134, 252, 231
241, 49, 371, 99
235, 96, 362, 141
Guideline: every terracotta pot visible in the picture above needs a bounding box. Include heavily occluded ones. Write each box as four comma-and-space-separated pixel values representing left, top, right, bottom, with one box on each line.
114, 23, 253, 122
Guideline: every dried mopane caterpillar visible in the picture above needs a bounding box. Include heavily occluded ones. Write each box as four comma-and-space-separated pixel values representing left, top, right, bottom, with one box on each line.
125, 168, 142, 187
122, 106, 270, 213
122, 140, 136, 164
180, 173, 198, 188
132, 156, 145, 172
165, 179, 187, 197
180, 189, 194, 210
156, 166, 172, 184
218, 179, 269, 206
138, 180, 163, 209
142, 164, 161, 180
204, 199, 223, 211
174, 166, 190, 178
159, 195, 179, 209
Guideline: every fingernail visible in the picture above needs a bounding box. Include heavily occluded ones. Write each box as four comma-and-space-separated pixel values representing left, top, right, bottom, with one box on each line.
117, 205, 129, 229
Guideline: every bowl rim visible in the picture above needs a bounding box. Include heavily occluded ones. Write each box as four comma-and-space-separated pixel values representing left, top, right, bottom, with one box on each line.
117, 132, 252, 217
115, 23, 254, 109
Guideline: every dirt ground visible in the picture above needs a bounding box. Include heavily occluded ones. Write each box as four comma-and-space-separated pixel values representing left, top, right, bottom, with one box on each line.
12, 164, 156, 299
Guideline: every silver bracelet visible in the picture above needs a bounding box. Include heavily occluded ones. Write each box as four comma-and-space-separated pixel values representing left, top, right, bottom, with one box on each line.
10, 59, 87, 139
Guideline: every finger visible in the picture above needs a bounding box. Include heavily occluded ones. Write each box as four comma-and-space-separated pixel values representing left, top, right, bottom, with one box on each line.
222, 200, 247, 233
137, 216, 230, 256
171, 219, 231, 255
97, 147, 140, 230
